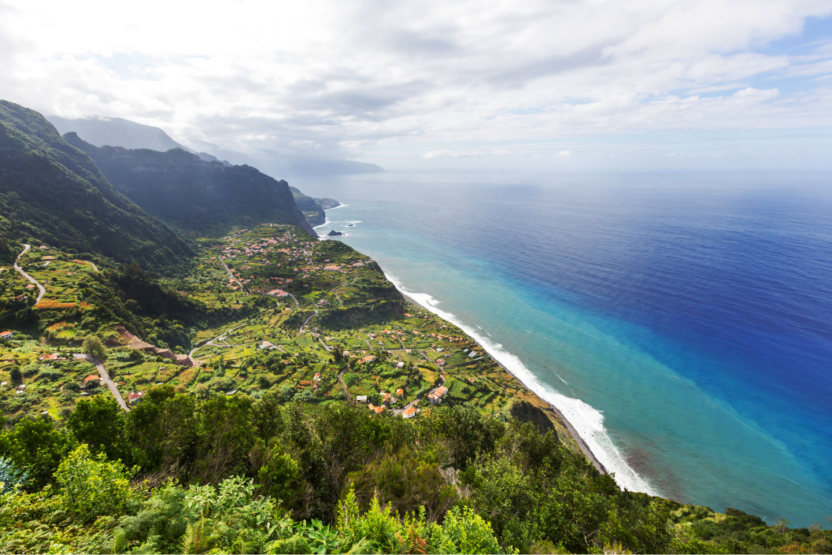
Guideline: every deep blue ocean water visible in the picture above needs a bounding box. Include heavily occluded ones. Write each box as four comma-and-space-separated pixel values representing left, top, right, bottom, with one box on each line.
292, 171, 832, 526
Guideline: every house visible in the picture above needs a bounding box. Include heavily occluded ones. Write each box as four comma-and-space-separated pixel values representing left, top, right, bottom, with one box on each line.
83, 375, 100, 383
368, 404, 384, 414
0, 331, 13, 340
314, 372, 321, 382
428, 386, 449, 404
396, 388, 404, 396
356, 395, 368, 403
402, 406, 418, 419
396, 361, 405, 369
128, 391, 145, 404
359, 355, 375, 364
381, 392, 391, 404
267, 289, 289, 297
259, 341, 276, 349
40, 353, 62, 361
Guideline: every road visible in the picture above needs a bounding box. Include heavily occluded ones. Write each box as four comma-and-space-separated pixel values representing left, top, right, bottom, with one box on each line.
14, 244, 46, 304
218, 256, 248, 295
74, 353, 129, 411
299, 310, 318, 334
287, 292, 300, 309
188, 323, 248, 361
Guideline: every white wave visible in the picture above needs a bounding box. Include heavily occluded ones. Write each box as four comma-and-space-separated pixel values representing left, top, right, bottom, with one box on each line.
328, 203, 348, 210
385, 271, 657, 496
313, 219, 330, 229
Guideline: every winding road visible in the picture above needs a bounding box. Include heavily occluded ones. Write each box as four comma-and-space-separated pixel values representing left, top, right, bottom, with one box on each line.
14, 244, 46, 304
299, 310, 318, 334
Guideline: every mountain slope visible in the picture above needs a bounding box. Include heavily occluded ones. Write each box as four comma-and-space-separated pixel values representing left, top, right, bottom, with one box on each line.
65, 134, 318, 236
0, 101, 193, 270
48, 115, 190, 153
289, 186, 341, 226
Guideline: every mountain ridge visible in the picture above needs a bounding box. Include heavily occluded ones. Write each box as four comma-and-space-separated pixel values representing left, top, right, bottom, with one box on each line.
64, 133, 318, 236
0, 100, 193, 271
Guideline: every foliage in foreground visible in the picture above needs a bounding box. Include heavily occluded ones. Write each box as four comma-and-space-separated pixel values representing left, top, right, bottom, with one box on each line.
1, 393, 831, 554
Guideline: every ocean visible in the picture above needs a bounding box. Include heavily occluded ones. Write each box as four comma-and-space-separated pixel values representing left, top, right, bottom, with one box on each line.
291, 171, 832, 527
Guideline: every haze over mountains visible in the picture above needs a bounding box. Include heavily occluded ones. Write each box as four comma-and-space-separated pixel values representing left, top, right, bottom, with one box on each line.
0, 100, 193, 271
47, 115, 384, 178
65, 133, 317, 237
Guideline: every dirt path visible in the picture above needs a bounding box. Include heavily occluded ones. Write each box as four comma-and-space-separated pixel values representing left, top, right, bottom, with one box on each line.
338, 364, 351, 401
74, 353, 129, 411
14, 244, 46, 304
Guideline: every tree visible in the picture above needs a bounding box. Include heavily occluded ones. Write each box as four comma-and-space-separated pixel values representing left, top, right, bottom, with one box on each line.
82, 335, 105, 360
0, 417, 74, 489
54, 444, 136, 523
66, 397, 129, 464
9, 366, 21, 383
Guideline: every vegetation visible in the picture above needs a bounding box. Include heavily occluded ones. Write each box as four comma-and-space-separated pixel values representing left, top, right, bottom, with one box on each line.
66, 133, 318, 236
0, 105, 827, 552
0, 101, 193, 272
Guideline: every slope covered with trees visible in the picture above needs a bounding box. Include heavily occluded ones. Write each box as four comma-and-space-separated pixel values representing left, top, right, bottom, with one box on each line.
0, 101, 193, 272
65, 134, 318, 236
1, 396, 829, 554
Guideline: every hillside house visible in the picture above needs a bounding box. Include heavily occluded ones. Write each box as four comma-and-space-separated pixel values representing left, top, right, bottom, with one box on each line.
128, 391, 145, 404
428, 386, 449, 404
356, 395, 368, 403
402, 406, 418, 419
0, 331, 13, 340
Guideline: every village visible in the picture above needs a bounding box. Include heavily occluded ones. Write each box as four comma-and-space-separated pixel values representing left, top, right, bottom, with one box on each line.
0, 225, 574, 445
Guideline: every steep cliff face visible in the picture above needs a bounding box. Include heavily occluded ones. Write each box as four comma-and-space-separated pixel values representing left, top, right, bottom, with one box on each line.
289, 186, 340, 227
65, 134, 317, 236
0, 100, 193, 271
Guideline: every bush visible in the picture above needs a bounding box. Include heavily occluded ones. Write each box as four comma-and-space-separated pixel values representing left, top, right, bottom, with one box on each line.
53, 444, 136, 522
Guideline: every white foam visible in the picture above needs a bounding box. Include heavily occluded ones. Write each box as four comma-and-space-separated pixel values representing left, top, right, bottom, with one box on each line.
385, 271, 657, 495
313, 219, 330, 229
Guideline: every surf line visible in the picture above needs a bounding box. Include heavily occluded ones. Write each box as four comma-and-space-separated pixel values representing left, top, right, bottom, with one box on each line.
385, 272, 656, 495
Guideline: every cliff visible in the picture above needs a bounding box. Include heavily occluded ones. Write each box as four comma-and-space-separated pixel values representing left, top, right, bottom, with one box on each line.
65, 134, 317, 236
0, 100, 193, 271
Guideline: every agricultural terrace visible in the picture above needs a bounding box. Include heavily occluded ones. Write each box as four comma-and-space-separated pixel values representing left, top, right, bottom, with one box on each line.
0, 225, 577, 451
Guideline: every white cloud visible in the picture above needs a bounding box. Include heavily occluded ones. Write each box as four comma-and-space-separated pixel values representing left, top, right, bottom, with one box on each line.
1, 0, 831, 170
558, 150, 573, 157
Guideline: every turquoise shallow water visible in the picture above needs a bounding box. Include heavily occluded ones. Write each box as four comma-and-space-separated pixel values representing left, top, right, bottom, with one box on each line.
293, 172, 832, 526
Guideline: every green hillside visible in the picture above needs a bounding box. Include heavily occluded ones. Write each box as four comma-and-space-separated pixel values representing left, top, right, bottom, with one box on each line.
0, 101, 193, 272
65, 134, 317, 236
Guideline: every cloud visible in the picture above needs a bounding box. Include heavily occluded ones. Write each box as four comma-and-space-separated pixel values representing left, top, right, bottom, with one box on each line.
0, 0, 831, 170
558, 150, 573, 157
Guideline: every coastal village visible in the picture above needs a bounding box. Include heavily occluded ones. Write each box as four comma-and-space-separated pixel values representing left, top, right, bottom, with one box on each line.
0, 225, 576, 449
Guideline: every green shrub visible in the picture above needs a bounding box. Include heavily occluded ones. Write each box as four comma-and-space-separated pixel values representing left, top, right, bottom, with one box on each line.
53, 444, 136, 522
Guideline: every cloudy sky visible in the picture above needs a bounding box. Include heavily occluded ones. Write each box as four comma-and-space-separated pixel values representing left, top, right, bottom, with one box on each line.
2, 0, 832, 172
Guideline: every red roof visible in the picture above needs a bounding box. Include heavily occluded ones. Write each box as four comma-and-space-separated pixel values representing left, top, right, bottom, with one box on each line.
84, 375, 100, 382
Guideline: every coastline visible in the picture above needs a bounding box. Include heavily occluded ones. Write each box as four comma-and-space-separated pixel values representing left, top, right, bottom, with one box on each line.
401, 292, 608, 475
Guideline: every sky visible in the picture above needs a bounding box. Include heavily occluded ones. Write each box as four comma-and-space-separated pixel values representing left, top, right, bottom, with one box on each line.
1, 0, 832, 172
